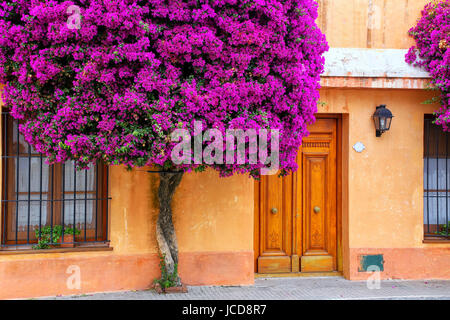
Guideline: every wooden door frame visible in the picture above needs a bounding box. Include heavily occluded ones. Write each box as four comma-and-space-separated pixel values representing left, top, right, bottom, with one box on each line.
254, 114, 343, 274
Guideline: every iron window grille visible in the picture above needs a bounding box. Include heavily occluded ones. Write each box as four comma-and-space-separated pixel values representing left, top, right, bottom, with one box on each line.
424, 115, 450, 240
1, 111, 110, 249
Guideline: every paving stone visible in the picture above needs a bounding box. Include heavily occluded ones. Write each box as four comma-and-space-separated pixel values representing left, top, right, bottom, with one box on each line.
43, 277, 450, 300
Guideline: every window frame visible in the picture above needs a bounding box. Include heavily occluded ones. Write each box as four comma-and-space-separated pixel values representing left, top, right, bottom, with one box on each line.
423, 114, 450, 241
1, 111, 110, 249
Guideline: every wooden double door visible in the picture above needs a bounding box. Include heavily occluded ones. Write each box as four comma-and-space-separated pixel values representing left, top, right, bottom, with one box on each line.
254, 117, 340, 274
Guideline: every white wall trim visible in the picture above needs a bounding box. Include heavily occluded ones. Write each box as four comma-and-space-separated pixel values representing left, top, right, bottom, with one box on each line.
322, 48, 430, 79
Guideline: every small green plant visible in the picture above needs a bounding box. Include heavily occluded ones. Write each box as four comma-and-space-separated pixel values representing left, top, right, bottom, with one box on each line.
32, 225, 81, 249
153, 253, 179, 291
435, 223, 450, 236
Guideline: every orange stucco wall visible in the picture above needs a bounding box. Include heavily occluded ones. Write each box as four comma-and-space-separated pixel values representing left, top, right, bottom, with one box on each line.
0, 0, 449, 300
0, 169, 254, 299
318, 0, 430, 49
315, 0, 449, 280
2, 88, 448, 299
319, 88, 450, 280
109, 167, 254, 255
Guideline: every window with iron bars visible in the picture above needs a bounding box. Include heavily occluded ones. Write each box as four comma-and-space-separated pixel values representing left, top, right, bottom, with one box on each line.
424, 115, 450, 240
1, 111, 110, 249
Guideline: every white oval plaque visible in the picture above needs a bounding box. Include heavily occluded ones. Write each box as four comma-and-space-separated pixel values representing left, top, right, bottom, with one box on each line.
353, 142, 366, 153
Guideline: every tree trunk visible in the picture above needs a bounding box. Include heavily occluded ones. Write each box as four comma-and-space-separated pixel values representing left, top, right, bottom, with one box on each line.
156, 171, 184, 286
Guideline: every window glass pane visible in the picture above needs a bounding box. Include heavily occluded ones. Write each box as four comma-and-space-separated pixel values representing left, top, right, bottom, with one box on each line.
63, 197, 94, 226
15, 157, 49, 193
424, 191, 450, 224
12, 121, 37, 154
16, 158, 28, 193
63, 161, 95, 192
423, 158, 450, 190
16, 195, 48, 230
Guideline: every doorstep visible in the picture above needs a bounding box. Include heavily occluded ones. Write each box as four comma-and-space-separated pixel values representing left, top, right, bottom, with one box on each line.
255, 272, 343, 278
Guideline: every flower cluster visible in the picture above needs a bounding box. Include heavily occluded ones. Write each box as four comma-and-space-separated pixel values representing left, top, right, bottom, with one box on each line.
406, 0, 450, 130
0, 0, 327, 177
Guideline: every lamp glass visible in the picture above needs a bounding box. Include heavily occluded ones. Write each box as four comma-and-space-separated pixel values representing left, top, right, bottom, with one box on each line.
380, 117, 386, 130
385, 117, 392, 130
373, 116, 381, 131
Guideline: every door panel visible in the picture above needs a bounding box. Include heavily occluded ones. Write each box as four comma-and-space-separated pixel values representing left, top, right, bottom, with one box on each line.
255, 117, 339, 273
300, 119, 337, 272
257, 174, 292, 273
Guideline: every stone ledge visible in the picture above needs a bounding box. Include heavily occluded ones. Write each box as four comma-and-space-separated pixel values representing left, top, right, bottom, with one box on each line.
321, 48, 431, 89
320, 76, 430, 89
323, 48, 430, 78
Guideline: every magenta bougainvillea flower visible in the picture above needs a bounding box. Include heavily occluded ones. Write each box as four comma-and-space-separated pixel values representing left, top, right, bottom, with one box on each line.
406, 0, 450, 131
0, 0, 328, 177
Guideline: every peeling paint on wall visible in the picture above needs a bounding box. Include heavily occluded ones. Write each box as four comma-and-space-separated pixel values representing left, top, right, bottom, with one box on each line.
320, 48, 430, 89
323, 48, 429, 78
320, 76, 430, 89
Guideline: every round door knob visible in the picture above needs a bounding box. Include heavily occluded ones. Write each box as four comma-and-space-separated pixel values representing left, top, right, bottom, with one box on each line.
271, 207, 278, 214
314, 206, 320, 213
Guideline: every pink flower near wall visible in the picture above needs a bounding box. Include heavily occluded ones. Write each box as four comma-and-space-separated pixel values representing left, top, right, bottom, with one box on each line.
0, 1, 328, 177
407, 0, 450, 131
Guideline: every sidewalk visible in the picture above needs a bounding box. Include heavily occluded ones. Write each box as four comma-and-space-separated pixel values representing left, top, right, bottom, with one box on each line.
45, 277, 450, 300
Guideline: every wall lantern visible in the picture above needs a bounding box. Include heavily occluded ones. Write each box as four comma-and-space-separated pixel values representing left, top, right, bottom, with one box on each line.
373, 105, 393, 137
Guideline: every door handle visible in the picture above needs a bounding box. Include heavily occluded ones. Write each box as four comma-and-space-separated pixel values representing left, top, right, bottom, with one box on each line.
314, 206, 320, 214
271, 207, 278, 214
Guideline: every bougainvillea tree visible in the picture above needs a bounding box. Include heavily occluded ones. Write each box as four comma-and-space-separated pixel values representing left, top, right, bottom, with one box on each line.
406, 0, 450, 130
0, 0, 327, 286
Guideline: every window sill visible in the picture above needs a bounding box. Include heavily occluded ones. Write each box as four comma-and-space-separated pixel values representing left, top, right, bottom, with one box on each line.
423, 237, 450, 244
0, 243, 112, 255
